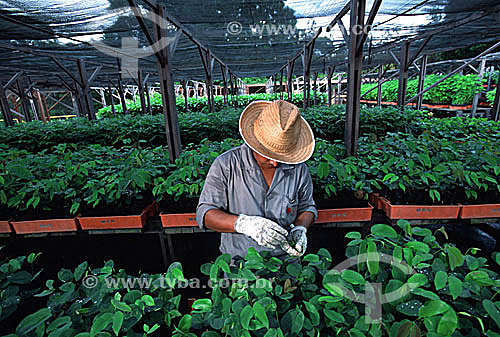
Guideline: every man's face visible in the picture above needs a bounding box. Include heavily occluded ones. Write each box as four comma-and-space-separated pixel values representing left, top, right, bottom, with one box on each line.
252, 151, 278, 169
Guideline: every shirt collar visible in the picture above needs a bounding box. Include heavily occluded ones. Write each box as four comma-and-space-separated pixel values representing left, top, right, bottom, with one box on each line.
240, 142, 295, 170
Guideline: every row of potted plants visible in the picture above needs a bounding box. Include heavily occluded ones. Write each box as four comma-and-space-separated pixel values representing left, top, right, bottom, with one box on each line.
4, 220, 500, 336
3, 191, 499, 235
360, 72, 498, 106
95, 92, 330, 118
0, 105, 434, 153
2, 131, 500, 233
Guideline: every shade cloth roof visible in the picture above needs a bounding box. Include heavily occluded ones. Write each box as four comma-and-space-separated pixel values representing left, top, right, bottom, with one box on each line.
0, 0, 499, 87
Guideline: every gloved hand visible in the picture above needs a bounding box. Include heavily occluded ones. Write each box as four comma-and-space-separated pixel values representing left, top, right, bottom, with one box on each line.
287, 225, 307, 256
234, 214, 288, 249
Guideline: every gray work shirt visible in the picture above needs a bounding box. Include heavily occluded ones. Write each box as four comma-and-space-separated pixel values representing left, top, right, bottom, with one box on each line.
196, 143, 317, 259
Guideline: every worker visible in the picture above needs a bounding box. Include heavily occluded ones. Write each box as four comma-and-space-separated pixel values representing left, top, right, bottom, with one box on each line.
195, 100, 317, 264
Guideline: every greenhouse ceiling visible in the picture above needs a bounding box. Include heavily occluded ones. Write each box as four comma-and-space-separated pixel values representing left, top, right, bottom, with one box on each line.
0, 0, 500, 87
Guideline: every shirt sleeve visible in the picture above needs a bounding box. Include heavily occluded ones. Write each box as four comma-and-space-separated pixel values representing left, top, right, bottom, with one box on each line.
196, 156, 229, 229
297, 164, 318, 222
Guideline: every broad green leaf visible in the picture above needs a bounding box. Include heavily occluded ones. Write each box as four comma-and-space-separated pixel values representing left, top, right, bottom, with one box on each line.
324, 309, 345, 323
448, 276, 462, 300
304, 301, 320, 327
253, 303, 269, 329
286, 263, 302, 277
178, 314, 192, 332
465, 271, 494, 286
346, 232, 361, 239
341, 269, 365, 285
90, 313, 113, 337
141, 295, 155, 306
483, 300, 500, 329
396, 299, 423, 317
16, 308, 52, 336
111, 299, 131, 312
367, 241, 379, 275
302, 254, 319, 263
411, 288, 440, 300
437, 308, 458, 336
434, 271, 447, 291
240, 305, 254, 330
445, 246, 464, 271
406, 241, 430, 254
371, 224, 398, 239
112, 311, 123, 336
418, 300, 449, 318
192, 299, 212, 313
408, 273, 427, 288
74, 261, 88, 281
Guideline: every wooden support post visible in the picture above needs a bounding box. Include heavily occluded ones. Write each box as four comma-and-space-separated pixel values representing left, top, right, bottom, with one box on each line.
233, 76, 238, 108
76, 59, 96, 120
327, 66, 333, 106
416, 55, 428, 110
397, 40, 410, 110
287, 60, 295, 102
69, 92, 79, 117
229, 74, 235, 107
144, 82, 152, 115
407, 39, 500, 104
221, 64, 228, 106
41, 92, 49, 121
34, 90, 47, 123
117, 79, 127, 114
0, 79, 14, 126
100, 89, 107, 108
302, 45, 309, 109
16, 79, 31, 122
181, 79, 189, 112
73, 80, 85, 117
313, 72, 318, 106
471, 57, 487, 118
107, 84, 116, 115
377, 65, 383, 107
486, 66, 493, 92
345, 0, 366, 156
154, 4, 182, 163
137, 70, 147, 115
493, 71, 500, 121
199, 47, 215, 113
280, 69, 284, 100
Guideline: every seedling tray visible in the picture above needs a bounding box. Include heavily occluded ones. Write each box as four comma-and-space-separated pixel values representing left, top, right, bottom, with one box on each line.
12, 218, 78, 234
379, 196, 460, 220
78, 202, 157, 230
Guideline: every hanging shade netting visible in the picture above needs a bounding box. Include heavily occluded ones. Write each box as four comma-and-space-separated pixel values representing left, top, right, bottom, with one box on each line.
1, 0, 500, 88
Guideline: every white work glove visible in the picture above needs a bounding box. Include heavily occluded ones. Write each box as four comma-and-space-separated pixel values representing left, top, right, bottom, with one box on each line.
286, 225, 308, 257
234, 214, 288, 249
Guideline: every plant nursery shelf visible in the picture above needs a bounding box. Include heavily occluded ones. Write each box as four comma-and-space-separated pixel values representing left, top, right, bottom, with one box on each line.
378, 196, 460, 220
11, 218, 79, 234
160, 206, 373, 228
459, 204, 500, 219
0, 219, 12, 234
77, 202, 157, 230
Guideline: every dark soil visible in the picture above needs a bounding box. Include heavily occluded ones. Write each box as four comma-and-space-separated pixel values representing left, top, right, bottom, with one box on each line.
0, 208, 16, 221
157, 197, 200, 214
382, 188, 500, 205
12, 205, 74, 221
78, 198, 154, 217
156, 193, 370, 214
314, 191, 369, 209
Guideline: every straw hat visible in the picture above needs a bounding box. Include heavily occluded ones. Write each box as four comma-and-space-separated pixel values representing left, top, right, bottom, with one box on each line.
239, 100, 315, 164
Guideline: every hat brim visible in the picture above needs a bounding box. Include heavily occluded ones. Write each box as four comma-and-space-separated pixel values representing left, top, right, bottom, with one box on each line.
239, 100, 315, 164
